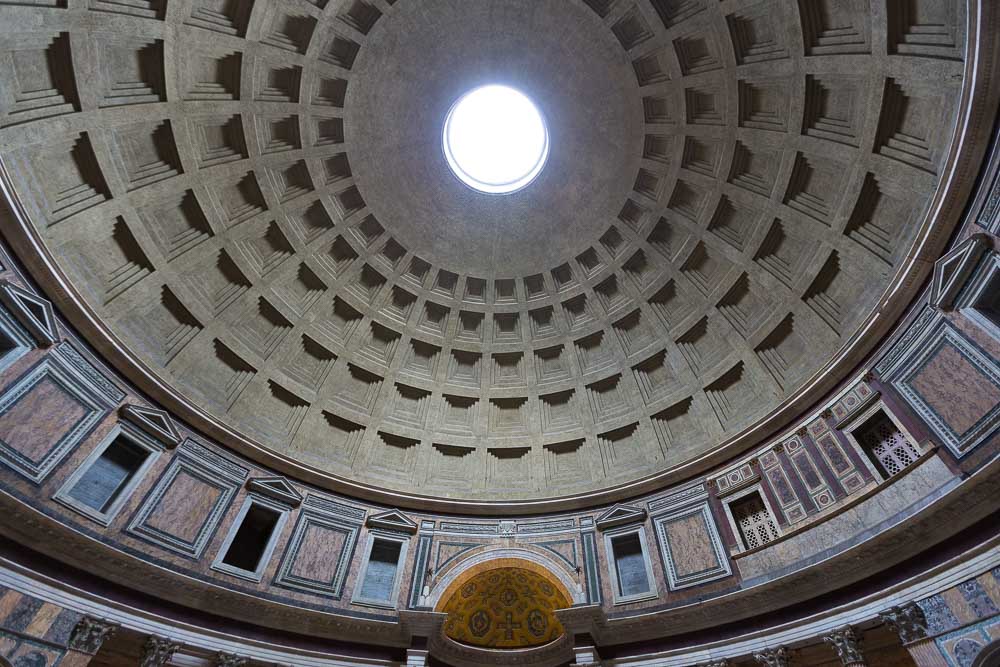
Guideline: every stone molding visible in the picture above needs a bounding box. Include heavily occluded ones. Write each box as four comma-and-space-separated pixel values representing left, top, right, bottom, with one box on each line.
214, 651, 248, 667
823, 626, 865, 666
879, 602, 930, 646
141, 636, 180, 667
752, 646, 789, 666
68, 615, 118, 655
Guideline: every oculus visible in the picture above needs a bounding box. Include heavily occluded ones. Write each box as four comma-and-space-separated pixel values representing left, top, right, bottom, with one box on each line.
443, 85, 549, 194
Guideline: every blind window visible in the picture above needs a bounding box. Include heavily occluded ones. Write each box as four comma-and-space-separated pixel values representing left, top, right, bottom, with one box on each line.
611, 533, 650, 598
359, 539, 402, 602
68, 436, 149, 513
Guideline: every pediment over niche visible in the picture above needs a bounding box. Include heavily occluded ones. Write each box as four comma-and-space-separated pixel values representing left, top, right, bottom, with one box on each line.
595, 504, 647, 530
930, 234, 990, 310
120, 404, 182, 448
0, 280, 58, 346
247, 476, 303, 507
367, 509, 418, 534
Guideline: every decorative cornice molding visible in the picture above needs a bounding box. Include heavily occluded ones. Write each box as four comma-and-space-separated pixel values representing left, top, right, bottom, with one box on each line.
595, 504, 647, 530
119, 404, 182, 449
247, 476, 303, 508
367, 509, 418, 534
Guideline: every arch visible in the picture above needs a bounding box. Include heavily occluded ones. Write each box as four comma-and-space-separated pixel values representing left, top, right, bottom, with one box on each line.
425, 546, 585, 608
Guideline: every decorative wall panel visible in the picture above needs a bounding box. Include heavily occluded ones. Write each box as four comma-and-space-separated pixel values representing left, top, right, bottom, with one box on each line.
0, 356, 109, 483
127, 441, 247, 558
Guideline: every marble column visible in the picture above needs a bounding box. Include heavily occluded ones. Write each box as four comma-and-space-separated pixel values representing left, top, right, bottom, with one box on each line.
60, 615, 118, 667
879, 602, 948, 667
140, 635, 181, 667
823, 625, 866, 667
753, 646, 790, 666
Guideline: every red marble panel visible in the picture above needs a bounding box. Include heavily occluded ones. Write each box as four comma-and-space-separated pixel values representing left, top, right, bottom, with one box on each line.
144, 470, 223, 543
289, 523, 349, 582
0, 377, 87, 462
909, 342, 1000, 436
664, 513, 718, 578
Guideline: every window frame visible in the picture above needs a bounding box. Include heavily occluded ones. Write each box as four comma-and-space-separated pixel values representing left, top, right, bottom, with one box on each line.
721, 484, 783, 555
842, 400, 925, 482
602, 524, 658, 604
53, 423, 162, 526
350, 530, 409, 609
0, 304, 32, 376
211, 493, 290, 582
959, 251, 1000, 341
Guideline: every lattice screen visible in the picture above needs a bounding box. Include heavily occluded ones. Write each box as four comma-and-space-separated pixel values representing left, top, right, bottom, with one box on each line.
730, 492, 779, 550
856, 410, 920, 479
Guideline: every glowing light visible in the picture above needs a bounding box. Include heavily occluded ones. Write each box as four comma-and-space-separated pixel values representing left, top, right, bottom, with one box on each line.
443, 85, 549, 194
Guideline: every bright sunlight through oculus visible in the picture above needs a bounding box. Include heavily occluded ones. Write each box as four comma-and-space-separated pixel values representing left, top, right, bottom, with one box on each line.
443, 85, 549, 195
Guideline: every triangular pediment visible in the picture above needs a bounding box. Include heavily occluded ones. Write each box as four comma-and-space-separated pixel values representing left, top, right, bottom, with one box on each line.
0, 280, 58, 346
595, 504, 647, 530
247, 476, 303, 507
119, 404, 182, 449
930, 234, 990, 310
367, 509, 418, 534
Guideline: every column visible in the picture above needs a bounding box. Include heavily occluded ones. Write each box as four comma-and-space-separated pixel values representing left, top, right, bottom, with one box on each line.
879, 602, 948, 667
753, 646, 790, 667
61, 615, 118, 666
823, 625, 866, 667
140, 635, 180, 667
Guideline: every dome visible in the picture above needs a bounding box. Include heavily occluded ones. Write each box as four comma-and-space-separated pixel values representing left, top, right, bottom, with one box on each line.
0, 0, 971, 510
0, 1, 999, 667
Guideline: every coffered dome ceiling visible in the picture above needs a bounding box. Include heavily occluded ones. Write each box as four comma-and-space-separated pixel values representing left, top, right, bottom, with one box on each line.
0, 0, 969, 506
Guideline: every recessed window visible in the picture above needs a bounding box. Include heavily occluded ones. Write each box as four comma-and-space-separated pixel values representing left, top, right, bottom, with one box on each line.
67, 436, 149, 514
443, 84, 549, 194
221, 504, 281, 572
603, 527, 656, 603
854, 409, 921, 480
54, 426, 160, 525
730, 491, 779, 550
353, 534, 408, 607
611, 533, 650, 597
359, 539, 401, 601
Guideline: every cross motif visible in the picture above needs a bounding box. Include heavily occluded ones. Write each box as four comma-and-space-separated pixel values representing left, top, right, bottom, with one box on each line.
498, 612, 521, 640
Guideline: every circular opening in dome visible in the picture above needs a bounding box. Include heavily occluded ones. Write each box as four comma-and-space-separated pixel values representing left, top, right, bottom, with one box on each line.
443, 85, 549, 195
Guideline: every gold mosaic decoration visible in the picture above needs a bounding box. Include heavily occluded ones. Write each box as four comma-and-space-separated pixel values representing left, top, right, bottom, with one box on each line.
439, 567, 570, 649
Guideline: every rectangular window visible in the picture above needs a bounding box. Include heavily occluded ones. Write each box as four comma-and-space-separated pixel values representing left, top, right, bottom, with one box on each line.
358, 538, 403, 603
67, 435, 149, 513
54, 425, 161, 525
611, 533, 651, 598
965, 257, 1000, 335
854, 409, 921, 479
220, 503, 282, 574
730, 491, 779, 550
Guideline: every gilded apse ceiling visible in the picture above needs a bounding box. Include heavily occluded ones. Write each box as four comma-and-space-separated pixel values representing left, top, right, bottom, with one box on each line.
439, 567, 570, 649
0, 0, 969, 506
